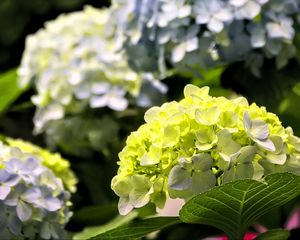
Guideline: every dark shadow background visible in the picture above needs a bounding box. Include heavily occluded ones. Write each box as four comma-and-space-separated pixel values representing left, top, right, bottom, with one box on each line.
1, 2, 300, 238
0, 1, 119, 233
0, 0, 110, 72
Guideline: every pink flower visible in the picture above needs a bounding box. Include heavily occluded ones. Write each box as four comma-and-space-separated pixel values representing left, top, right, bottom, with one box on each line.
205, 232, 257, 240
285, 207, 300, 230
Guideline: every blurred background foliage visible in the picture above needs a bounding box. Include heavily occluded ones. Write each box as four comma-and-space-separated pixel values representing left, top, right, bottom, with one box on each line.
0, 0, 117, 234
0, 0, 110, 72
0, 0, 110, 142
0, 0, 300, 239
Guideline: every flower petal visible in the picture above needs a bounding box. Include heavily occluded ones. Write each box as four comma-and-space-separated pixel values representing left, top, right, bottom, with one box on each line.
17, 201, 32, 222
0, 185, 11, 200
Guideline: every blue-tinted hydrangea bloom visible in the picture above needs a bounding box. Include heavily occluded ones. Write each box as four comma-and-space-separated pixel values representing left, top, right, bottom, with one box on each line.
0, 143, 72, 239
111, 0, 300, 76
18, 6, 167, 156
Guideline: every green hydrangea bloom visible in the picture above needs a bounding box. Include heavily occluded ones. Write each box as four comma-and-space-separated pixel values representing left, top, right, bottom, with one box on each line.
4, 139, 77, 193
112, 84, 300, 215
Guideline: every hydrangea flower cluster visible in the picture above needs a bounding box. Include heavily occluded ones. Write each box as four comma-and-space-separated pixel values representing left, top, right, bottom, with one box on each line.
112, 84, 300, 215
6, 138, 77, 193
111, 0, 300, 76
18, 6, 166, 156
0, 141, 74, 239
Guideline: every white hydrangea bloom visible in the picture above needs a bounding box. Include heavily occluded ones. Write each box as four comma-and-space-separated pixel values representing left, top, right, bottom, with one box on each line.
18, 6, 167, 156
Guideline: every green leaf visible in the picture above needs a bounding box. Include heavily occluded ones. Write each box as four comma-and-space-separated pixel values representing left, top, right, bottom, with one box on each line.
179, 173, 300, 240
293, 82, 300, 96
73, 211, 138, 240
90, 217, 180, 240
70, 203, 118, 227
0, 69, 25, 114
255, 229, 290, 240
191, 67, 232, 97
279, 93, 300, 136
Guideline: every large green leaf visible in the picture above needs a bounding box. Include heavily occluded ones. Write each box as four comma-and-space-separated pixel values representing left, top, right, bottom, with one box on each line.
0, 69, 25, 114
255, 229, 290, 240
90, 217, 180, 240
179, 173, 300, 240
